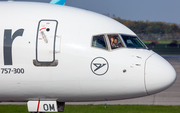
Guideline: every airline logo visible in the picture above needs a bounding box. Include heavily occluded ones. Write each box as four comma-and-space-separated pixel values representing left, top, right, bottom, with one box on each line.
91, 57, 109, 75
3, 29, 24, 65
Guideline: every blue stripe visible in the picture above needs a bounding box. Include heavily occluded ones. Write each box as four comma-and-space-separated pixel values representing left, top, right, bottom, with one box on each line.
50, 0, 66, 5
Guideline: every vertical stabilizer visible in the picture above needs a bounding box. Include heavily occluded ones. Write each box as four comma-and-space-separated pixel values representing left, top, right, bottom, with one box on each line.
50, 0, 66, 5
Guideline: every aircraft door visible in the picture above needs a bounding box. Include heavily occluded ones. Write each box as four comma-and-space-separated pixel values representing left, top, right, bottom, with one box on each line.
36, 20, 58, 63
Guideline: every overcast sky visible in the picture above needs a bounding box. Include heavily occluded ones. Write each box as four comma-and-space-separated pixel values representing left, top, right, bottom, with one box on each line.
1, 0, 180, 24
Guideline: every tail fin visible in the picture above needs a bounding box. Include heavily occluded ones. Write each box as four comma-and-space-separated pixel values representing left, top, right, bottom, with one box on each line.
50, 0, 66, 5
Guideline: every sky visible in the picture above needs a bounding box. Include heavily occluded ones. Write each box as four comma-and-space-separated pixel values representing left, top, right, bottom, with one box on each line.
1, 0, 180, 24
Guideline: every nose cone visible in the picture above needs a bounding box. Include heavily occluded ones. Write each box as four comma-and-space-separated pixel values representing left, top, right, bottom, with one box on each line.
145, 54, 176, 95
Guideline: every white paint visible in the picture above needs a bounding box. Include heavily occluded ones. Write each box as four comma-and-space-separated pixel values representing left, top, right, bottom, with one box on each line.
0, 1, 176, 112
145, 53, 176, 95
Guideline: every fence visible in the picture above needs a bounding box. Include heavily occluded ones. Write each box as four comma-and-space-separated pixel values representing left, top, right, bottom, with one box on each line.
137, 33, 180, 44
137, 33, 180, 54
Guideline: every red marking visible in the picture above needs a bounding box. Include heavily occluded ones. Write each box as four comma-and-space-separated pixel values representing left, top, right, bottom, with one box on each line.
37, 100, 40, 112
47, 22, 50, 24
39, 28, 46, 31
39, 38, 42, 40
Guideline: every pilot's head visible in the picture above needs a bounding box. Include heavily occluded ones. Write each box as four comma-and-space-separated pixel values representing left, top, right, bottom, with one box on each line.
114, 38, 118, 44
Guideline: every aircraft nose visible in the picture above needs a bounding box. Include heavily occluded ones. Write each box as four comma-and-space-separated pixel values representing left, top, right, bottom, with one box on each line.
145, 54, 176, 95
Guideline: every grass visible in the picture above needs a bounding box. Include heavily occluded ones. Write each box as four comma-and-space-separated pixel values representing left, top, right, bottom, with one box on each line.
64, 105, 180, 113
0, 105, 28, 113
142, 40, 180, 44
0, 105, 180, 113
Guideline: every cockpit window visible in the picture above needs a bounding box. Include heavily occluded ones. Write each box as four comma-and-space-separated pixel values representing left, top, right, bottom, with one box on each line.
121, 35, 146, 48
108, 34, 123, 49
92, 35, 107, 50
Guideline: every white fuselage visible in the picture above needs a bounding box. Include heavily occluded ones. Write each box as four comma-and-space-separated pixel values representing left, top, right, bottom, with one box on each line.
0, 2, 176, 103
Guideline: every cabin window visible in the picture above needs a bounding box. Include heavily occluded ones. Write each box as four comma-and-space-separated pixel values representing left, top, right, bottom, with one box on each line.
92, 35, 108, 50
121, 35, 146, 48
108, 34, 123, 49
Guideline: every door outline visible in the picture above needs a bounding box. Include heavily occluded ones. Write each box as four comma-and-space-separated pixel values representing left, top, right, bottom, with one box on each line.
36, 19, 58, 63
34, 20, 59, 67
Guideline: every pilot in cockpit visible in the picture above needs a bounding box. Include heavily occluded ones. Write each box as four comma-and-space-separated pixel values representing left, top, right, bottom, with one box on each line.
111, 37, 122, 49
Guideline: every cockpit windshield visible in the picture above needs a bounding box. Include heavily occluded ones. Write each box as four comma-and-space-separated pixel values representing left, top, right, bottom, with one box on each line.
91, 34, 147, 51
120, 34, 147, 49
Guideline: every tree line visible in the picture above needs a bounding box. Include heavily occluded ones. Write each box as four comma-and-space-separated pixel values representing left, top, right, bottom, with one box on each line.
112, 17, 180, 34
